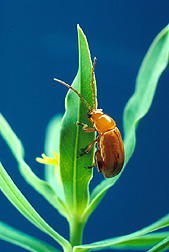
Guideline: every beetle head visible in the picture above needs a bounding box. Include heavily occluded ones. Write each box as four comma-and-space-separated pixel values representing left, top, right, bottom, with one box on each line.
87, 109, 103, 122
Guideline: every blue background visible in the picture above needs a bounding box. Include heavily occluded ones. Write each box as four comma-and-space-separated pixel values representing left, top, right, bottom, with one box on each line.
1, 1, 169, 251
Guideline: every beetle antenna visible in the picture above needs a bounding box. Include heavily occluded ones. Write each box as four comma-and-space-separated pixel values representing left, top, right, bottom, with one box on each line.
91, 57, 97, 109
54, 78, 92, 110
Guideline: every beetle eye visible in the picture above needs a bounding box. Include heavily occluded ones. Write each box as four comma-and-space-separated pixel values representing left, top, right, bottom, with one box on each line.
87, 113, 92, 118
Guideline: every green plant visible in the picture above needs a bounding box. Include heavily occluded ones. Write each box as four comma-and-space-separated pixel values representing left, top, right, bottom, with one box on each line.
0, 24, 169, 252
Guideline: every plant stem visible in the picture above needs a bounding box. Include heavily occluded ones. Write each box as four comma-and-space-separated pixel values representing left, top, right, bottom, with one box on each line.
69, 216, 85, 247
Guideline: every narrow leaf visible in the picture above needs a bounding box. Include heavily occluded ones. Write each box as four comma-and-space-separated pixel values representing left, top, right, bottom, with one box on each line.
0, 163, 72, 252
74, 212, 169, 251
74, 233, 169, 251
44, 115, 64, 201
147, 235, 169, 252
59, 25, 96, 215
0, 221, 59, 252
123, 24, 169, 165
111, 233, 169, 250
83, 24, 169, 221
0, 113, 69, 219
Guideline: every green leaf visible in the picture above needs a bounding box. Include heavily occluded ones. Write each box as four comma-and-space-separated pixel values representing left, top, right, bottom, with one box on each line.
111, 233, 169, 250
147, 235, 169, 252
73, 233, 169, 251
83, 24, 169, 221
0, 221, 60, 252
74, 213, 169, 251
44, 115, 64, 201
59, 25, 96, 216
0, 163, 72, 252
0, 113, 69, 219
123, 23, 169, 165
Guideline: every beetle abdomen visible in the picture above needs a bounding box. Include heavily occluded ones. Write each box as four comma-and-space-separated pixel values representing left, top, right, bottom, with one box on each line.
99, 128, 124, 178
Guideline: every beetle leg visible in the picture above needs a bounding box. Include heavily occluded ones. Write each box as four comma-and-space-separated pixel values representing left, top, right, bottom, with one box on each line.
76, 121, 96, 132
85, 163, 95, 169
78, 139, 97, 158
85, 150, 104, 173
94, 150, 105, 173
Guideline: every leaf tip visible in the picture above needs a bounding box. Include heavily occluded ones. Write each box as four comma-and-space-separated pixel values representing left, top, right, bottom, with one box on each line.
77, 24, 80, 30
77, 24, 85, 38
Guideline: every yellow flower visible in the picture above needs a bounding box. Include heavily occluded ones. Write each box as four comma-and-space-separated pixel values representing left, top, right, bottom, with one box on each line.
36, 151, 58, 165
36, 151, 62, 187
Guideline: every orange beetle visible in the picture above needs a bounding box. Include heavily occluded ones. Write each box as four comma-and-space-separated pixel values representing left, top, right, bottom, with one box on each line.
54, 58, 125, 178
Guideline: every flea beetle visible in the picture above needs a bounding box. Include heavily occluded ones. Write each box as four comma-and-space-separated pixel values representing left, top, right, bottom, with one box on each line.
54, 58, 125, 178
